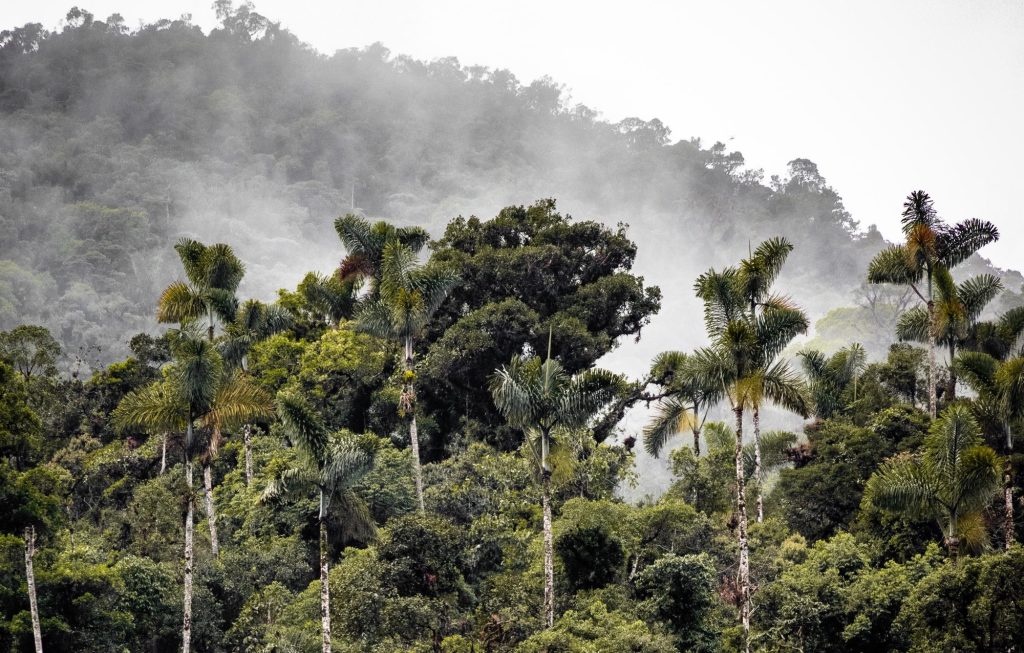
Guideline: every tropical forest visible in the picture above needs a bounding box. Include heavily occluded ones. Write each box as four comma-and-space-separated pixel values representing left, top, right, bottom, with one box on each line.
1, 4, 1023, 653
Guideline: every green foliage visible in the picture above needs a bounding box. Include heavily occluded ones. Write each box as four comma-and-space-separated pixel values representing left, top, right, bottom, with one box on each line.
0, 362, 43, 467
514, 599, 676, 652
555, 525, 624, 591
634, 553, 720, 652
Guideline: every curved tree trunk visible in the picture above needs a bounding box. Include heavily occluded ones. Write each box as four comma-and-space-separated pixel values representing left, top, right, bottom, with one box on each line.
541, 467, 555, 629
753, 407, 764, 524
25, 525, 42, 653
203, 464, 219, 557
734, 406, 751, 652
243, 424, 254, 487
182, 451, 194, 653
319, 492, 331, 653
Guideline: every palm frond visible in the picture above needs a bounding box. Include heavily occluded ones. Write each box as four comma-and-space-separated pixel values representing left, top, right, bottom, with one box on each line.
896, 307, 930, 344
938, 218, 1000, 268
958, 274, 1003, 322
867, 245, 922, 287
642, 398, 695, 458
276, 390, 329, 463
112, 380, 187, 434
157, 281, 206, 324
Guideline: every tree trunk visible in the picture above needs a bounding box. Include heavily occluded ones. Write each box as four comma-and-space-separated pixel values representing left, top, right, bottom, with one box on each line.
927, 296, 937, 418
182, 455, 194, 653
161, 433, 167, 475
1006, 423, 1015, 551
409, 415, 425, 513
541, 467, 555, 629
319, 492, 331, 653
203, 464, 219, 557
693, 426, 701, 457
947, 342, 957, 401
733, 406, 751, 651
405, 337, 425, 513
24, 525, 43, 653
243, 424, 253, 487
753, 406, 764, 524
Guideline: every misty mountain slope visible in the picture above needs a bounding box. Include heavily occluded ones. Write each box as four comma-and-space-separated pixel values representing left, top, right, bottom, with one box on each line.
0, 8, 1018, 371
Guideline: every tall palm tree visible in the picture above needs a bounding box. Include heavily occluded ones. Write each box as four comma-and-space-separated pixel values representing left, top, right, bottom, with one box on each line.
112, 331, 220, 653
799, 344, 867, 420
956, 350, 1024, 549
490, 335, 618, 629
221, 299, 293, 485
263, 391, 375, 653
157, 238, 246, 556
868, 405, 1001, 559
333, 214, 430, 292
737, 238, 810, 523
355, 241, 458, 512
896, 269, 1002, 400
642, 350, 722, 457
868, 191, 999, 417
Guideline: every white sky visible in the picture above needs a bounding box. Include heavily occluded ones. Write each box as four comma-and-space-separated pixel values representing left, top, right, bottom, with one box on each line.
7, 0, 1024, 274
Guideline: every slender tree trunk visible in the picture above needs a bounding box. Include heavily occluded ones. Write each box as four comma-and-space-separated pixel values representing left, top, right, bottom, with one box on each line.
24, 525, 43, 653
946, 518, 960, 561
161, 433, 168, 475
733, 406, 751, 652
409, 416, 425, 513
243, 424, 254, 487
203, 464, 219, 557
693, 426, 701, 457
319, 492, 331, 653
541, 468, 555, 629
947, 342, 957, 401
753, 406, 764, 524
927, 291, 937, 418
1006, 423, 1015, 551
404, 337, 425, 513
182, 447, 194, 653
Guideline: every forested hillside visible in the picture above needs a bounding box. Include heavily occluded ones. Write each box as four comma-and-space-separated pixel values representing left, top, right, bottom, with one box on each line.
3, 5, 1024, 653
3, 5, 1019, 371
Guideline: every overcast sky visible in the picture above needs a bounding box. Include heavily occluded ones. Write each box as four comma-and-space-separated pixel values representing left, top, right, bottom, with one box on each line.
9, 0, 1024, 273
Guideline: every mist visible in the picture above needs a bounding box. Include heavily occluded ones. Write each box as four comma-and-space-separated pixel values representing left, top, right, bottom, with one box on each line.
2, 5, 1021, 495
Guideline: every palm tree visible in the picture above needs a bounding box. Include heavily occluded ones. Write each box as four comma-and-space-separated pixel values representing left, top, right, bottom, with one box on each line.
868, 191, 999, 417
799, 344, 867, 420
896, 269, 1002, 400
334, 214, 430, 292
157, 238, 246, 556
643, 351, 723, 457
355, 241, 458, 512
263, 391, 375, 653
490, 335, 618, 629
737, 238, 810, 523
221, 299, 293, 485
157, 238, 245, 341
956, 350, 1024, 549
868, 405, 1001, 559
112, 331, 220, 653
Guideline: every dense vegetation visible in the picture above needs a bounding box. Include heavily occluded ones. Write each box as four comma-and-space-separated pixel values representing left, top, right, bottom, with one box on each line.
3, 5, 1024, 653
2, 190, 1024, 652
